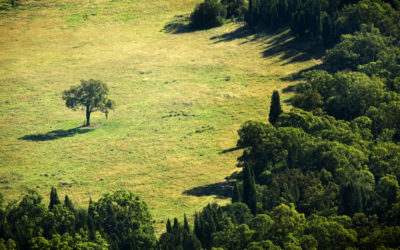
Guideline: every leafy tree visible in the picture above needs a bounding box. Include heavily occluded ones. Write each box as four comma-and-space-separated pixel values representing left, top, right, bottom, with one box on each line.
305, 215, 357, 249
325, 26, 393, 72
63, 79, 114, 126
5, 191, 47, 249
190, 0, 227, 29
222, 0, 247, 19
269, 90, 282, 125
91, 190, 156, 250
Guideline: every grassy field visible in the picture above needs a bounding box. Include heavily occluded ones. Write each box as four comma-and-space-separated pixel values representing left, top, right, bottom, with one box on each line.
0, 0, 317, 232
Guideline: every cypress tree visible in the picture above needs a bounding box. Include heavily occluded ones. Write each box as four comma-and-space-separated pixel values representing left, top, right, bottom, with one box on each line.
49, 187, 60, 209
87, 198, 96, 241
172, 217, 182, 246
166, 219, 172, 233
243, 166, 257, 214
64, 195, 75, 212
268, 90, 282, 125
232, 181, 242, 203
183, 214, 190, 233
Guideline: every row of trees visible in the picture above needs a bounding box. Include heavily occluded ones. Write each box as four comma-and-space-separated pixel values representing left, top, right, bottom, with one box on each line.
190, 0, 247, 29
0, 189, 156, 249
189, 0, 399, 48
245, 0, 400, 46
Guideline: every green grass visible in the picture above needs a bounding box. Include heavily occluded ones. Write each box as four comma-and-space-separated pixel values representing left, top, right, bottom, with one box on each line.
0, 0, 317, 232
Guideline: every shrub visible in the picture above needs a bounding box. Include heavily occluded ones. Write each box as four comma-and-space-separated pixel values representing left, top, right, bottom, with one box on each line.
222, 0, 247, 20
190, 0, 227, 29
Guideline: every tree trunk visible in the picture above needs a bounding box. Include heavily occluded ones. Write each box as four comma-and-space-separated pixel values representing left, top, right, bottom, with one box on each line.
85, 106, 91, 127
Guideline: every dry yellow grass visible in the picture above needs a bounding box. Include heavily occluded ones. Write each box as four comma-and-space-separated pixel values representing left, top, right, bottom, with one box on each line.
0, 0, 317, 232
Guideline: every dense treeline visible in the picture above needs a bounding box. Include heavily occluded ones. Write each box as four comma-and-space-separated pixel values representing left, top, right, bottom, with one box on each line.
0, 189, 156, 249
182, 0, 400, 249
245, 0, 400, 46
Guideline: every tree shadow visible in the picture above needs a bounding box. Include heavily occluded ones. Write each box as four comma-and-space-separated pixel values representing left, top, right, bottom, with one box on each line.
280, 63, 325, 82
210, 25, 254, 43
162, 14, 193, 34
183, 181, 233, 198
219, 146, 241, 154
19, 126, 93, 141
262, 31, 325, 65
210, 25, 324, 65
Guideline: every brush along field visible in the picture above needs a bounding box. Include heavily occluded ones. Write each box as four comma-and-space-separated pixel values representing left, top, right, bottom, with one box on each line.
0, 0, 317, 232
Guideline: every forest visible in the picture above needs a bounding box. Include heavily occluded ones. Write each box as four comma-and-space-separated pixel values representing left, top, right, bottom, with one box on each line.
1, 0, 400, 249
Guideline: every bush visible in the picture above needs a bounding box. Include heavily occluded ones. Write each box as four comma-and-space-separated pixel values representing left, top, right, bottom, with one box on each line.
222, 0, 247, 20
190, 0, 227, 29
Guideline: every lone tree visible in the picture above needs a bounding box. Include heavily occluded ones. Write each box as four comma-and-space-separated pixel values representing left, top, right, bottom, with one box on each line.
63, 79, 114, 126
268, 90, 282, 125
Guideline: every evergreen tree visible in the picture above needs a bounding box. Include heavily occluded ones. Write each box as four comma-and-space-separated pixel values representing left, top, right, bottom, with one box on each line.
243, 166, 257, 214
48, 187, 60, 210
183, 214, 190, 233
63, 195, 75, 212
269, 90, 282, 125
87, 198, 96, 241
166, 219, 172, 233
232, 181, 242, 203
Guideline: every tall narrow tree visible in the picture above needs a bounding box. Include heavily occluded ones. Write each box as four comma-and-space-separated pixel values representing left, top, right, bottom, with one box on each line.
64, 195, 75, 212
183, 214, 190, 233
269, 90, 282, 125
49, 187, 60, 209
232, 181, 242, 203
87, 198, 96, 241
243, 166, 257, 214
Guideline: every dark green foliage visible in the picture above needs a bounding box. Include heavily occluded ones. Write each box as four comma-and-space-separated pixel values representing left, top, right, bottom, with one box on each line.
293, 70, 386, 120
9, 0, 19, 7
242, 166, 257, 214
48, 187, 60, 210
91, 190, 156, 250
244, 0, 400, 48
0, 188, 155, 249
63, 195, 75, 212
325, 26, 393, 72
63, 79, 115, 126
268, 90, 282, 125
159, 216, 201, 250
190, 0, 227, 29
222, 0, 247, 19
232, 181, 242, 203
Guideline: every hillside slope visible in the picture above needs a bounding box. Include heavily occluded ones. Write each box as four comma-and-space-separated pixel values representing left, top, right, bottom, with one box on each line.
0, 0, 317, 231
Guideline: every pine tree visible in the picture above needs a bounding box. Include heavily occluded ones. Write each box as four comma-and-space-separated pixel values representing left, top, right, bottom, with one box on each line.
243, 166, 257, 214
232, 181, 242, 203
48, 187, 60, 209
64, 195, 75, 212
269, 90, 282, 125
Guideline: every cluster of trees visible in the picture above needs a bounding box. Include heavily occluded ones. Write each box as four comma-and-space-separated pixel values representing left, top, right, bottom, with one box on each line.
246, 0, 400, 46
190, 0, 399, 48
179, 1, 400, 249
190, 0, 247, 29
0, 189, 156, 249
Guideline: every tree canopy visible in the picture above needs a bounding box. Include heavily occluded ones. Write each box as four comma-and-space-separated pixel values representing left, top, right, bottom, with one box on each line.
62, 79, 114, 126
